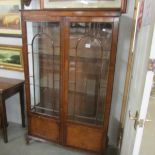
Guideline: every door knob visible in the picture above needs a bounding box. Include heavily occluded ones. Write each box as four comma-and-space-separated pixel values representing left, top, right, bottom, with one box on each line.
129, 111, 152, 129
138, 118, 152, 128
129, 111, 139, 121
129, 111, 139, 129
145, 119, 152, 122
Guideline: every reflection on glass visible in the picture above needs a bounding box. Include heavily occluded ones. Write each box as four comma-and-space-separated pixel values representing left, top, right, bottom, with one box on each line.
68, 22, 112, 125
27, 22, 60, 117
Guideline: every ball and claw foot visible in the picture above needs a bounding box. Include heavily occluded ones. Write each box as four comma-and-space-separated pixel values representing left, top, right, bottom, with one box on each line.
25, 135, 30, 145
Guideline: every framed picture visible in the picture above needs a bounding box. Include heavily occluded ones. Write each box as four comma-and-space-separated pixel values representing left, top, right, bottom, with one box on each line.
23, 0, 32, 6
0, 45, 23, 71
0, 0, 21, 37
42, 0, 121, 9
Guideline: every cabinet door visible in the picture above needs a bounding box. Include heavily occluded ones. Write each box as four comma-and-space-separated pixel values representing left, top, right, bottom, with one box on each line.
66, 17, 119, 152
26, 21, 61, 142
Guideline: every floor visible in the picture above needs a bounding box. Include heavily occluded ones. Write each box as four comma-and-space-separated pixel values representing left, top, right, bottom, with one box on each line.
139, 96, 155, 155
0, 123, 118, 155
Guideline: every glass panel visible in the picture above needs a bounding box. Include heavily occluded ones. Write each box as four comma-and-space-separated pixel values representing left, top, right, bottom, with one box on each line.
27, 22, 60, 117
68, 22, 112, 125
44, 0, 121, 9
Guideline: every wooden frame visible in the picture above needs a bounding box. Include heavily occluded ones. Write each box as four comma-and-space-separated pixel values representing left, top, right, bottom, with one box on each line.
0, 45, 23, 71
121, 0, 128, 13
0, 0, 21, 37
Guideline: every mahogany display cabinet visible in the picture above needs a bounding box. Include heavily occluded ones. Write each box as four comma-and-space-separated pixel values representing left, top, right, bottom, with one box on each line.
22, 1, 127, 153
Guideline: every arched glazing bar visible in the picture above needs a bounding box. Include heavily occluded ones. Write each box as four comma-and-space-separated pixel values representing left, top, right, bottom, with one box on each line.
69, 22, 106, 125
31, 32, 58, 116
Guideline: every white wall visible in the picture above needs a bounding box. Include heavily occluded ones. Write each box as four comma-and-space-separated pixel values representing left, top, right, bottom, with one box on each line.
0, 0, 38, 124
108, 0, 136, 146
0, 37, 24, 124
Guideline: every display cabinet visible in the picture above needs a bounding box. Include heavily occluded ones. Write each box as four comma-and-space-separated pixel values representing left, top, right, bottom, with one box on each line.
22, 7, 123, 153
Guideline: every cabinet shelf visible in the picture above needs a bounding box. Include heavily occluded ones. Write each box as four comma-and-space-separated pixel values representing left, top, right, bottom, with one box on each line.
69, 55, 109, 63
28, 51, 60, 57
31, 104, 59, 117
69, 69, 108, 77
68, 115, 103, 125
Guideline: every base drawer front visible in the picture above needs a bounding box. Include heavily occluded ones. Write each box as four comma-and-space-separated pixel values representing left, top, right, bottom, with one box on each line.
29, 114, 60, 142
66, 123, 104, 152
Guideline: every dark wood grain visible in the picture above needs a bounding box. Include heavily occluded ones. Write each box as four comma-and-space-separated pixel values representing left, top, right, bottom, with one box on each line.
22, 10, 121, 20
0, 77, 24, 93
21, 18, 32, 137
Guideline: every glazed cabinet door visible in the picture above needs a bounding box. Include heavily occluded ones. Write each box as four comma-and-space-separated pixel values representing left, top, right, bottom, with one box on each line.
24, 19, 61, 142
65, 17, 119, 152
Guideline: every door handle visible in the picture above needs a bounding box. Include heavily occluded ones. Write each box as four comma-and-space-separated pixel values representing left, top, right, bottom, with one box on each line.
145, 119, 152, 122
129, 111, 139, 129
129, 111, 152, 129
138, 119, 152, 128
129, 111, 139, 121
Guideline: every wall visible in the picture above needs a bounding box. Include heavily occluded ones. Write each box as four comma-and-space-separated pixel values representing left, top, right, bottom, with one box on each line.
0, 37, 24, 124
0, 0, 36, 125
108, 0, 136, 146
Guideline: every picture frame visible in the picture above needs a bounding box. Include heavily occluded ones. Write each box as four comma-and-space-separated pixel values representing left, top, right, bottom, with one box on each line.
0, 45, 23, 71
0, 0, 21, 37
23, 0, 32, 6
42, 0, 121, 9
